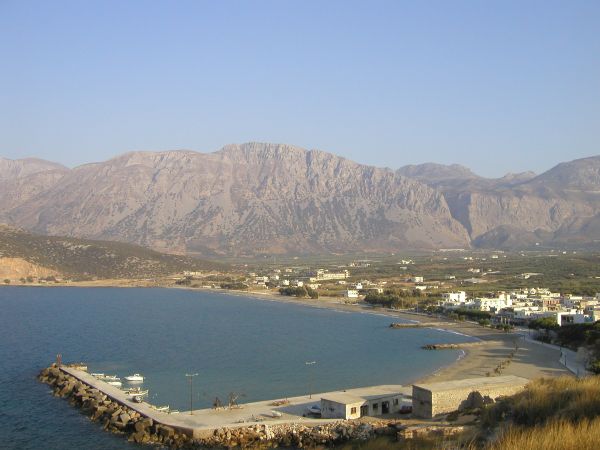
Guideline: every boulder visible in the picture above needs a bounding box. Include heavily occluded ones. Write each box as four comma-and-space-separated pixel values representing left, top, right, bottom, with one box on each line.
158, 425, 175, 439
118, 413, 131, 425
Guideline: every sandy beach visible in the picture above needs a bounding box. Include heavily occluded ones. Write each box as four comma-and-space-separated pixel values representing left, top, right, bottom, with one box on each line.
205, 288, 572, 383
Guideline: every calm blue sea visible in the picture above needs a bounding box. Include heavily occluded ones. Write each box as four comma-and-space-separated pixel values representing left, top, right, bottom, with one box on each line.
0, 287, 472, 449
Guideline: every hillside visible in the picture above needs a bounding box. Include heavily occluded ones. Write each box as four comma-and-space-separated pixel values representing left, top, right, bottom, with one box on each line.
1, 145, 600, 254
0, 224, 222, 280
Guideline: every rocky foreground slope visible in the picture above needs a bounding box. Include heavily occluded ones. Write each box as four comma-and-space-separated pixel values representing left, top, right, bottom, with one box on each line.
1, 144, 599, 254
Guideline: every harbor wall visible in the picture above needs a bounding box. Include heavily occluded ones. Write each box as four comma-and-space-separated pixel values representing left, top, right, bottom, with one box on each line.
38, 364, 402, 448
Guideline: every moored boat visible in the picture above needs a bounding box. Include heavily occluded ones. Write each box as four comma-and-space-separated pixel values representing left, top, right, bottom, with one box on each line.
107, 380, 122, 387
124, 373, 144, 382
123, 387, 148, 397
151, 405, 170, 412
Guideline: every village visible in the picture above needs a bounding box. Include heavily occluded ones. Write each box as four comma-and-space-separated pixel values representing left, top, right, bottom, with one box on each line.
174, 252, 600, 330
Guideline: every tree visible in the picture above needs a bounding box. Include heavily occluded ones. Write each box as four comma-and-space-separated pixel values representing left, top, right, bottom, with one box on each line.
3, 279, 9, 284
528, 317, 559, 331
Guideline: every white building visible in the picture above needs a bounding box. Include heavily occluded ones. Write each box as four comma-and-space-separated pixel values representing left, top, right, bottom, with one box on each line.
442, 291, 466, 304
183, 271, 203, 277
314, 269, 349, 281
411, 276, 424, 283
254, 276, 269, 283
345, 289, 359, 299
473, 297, 513, 312
321, 390, 404, 420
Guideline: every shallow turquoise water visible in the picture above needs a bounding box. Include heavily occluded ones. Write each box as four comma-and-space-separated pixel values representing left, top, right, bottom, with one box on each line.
0, 287, 472, 449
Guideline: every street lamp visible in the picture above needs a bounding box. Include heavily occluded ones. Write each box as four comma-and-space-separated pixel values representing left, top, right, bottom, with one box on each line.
305, 361, 316, 399
185, 373, 199, 415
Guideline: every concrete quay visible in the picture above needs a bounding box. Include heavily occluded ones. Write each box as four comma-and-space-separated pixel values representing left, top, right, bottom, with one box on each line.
60, 366, 411, 437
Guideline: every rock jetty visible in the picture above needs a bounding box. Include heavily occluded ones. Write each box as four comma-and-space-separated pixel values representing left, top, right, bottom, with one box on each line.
38, 364, 414, 448
422, 341, 494, 350
389, 322, 448, 328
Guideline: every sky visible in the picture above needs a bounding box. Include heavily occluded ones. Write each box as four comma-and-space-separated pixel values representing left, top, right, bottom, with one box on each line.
1, 1, 599, 177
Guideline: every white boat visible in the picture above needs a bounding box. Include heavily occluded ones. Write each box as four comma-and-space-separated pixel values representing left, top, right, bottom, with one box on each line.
124, 387, 148, 397
124, 373, 144, 382
91, 373, 105, 378
107, 380, 122, 387
152, 405, 170, 412
268, 410, 283, 418
103, 375, 120, 381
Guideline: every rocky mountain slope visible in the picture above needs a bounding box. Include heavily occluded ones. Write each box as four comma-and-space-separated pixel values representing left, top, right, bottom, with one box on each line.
1, 144, 599, 253
406, 156, 600, 248
0, 224, 222, 279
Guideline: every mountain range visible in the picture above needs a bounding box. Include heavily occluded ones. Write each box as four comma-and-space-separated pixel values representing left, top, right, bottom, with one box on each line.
2, 143, 599, 255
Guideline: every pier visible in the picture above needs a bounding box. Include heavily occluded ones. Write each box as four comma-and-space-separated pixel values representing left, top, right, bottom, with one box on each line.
41, 364, 412, 447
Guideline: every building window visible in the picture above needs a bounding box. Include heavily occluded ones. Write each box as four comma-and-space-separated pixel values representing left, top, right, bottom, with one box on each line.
372, 403, 378, 410
393, 398, 399, 405
350, 407, 357, 414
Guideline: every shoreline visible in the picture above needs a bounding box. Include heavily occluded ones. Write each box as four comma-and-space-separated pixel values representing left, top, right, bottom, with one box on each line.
5, 282, 572, 383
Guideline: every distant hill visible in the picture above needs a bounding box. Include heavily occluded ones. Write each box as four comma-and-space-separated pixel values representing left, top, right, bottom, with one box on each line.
1, 145, 599, 253
0, 224, 223, 280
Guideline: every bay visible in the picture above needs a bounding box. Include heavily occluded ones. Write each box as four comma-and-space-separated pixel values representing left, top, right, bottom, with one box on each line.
0, 287, 472, 449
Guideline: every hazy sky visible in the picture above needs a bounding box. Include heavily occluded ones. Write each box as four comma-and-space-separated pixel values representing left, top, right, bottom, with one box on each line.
1, 1, 599, 177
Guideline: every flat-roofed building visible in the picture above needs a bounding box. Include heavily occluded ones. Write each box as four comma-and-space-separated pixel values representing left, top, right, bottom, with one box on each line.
320, 389, 405, 420
412, 376, 528, 418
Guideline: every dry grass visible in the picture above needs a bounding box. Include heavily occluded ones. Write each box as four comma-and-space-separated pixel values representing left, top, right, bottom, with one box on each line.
482, 376, 600, 427
487, 418, 600, 450
338, 377, 600, 450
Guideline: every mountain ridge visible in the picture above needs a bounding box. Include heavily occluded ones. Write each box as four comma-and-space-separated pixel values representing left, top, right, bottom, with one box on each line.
2, 143, 599, 254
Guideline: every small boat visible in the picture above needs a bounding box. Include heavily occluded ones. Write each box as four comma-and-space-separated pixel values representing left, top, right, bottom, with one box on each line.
124, 373, 144, 382
103, 375, 120, 381
107, 380, 122, 387
268, 410, 283, 418
132, 395, 144, 403
124, 387, 148, 397
91, 373, 105, 378
151, 405, 170, 412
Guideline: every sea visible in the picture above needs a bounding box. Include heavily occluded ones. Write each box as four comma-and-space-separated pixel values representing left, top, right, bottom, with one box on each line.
0, 286, 474, 449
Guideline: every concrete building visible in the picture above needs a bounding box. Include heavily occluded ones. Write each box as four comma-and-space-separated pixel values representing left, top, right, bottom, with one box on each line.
183, 271, 203, 277
442, 291, 466, 304
321, 390, 404, 420
411, 276, 424, 283
472, 297, 512, 312
313, 269, 349, 281
345, 289, 359, 299
412, 376, 528, 418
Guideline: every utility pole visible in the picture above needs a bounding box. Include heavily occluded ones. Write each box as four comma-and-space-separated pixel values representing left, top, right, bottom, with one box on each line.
305, 361, 316, 399
185, 373, 198, 415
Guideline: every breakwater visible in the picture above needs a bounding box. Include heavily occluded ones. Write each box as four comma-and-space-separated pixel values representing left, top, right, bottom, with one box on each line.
421, 341, 502, 350
38, 364, 404, 448
389, 322, 452, 328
